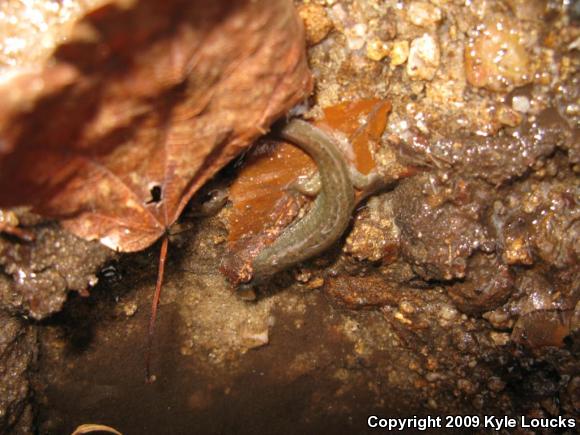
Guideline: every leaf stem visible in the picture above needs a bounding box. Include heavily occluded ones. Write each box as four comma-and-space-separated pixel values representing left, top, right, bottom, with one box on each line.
145, 235, 169, 382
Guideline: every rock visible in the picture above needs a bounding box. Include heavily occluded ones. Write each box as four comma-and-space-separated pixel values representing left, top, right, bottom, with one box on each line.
407, 34, 440, 80
408, 2, 443, 28
512, 95, 531, 113
366, 38, 390, 61
390, 40, 410, 66
0, 312, 36, 434
345, 23, 367, 51
298, 3, 333, 46
0, 223, 112, 319
465, 19, 532, 91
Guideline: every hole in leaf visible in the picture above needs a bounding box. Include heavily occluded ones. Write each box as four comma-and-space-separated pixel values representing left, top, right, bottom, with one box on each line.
147, 185, 162, 204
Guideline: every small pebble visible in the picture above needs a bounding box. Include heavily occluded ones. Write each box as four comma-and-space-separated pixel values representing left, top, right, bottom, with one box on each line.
122, 301, 138, 317
366, 38, 389, 61
345, 23, 367, 50
390, 40, 409, 66
490, 331, 511, 346
298, 4, 333, 46
394, 311, 412, 324
408, 2, 443, 27
512, 95, 530, 113
464, 20, 531, 91
306, 277, 325, 289
240, 326, 269, 349
438, 304, 458, 321
496, 104, 522, 127
294, 269, 312, 283
502, 234, 533, 265
243, 331, 269, 349
426, 372, 444, 382
407, 34, 440, 80
399, 300, 415, 314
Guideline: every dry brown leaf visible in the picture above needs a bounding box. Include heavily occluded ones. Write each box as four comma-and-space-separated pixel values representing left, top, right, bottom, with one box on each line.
0, 0, 312, 252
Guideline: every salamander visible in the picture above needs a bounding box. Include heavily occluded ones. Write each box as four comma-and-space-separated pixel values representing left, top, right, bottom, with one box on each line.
247, 118, 386, 284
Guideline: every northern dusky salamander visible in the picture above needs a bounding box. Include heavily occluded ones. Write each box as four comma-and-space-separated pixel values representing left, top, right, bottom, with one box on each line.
248, 118, 386, 284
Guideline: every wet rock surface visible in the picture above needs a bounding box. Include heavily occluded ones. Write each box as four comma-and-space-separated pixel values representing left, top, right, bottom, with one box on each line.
0, 218, 113, 320
0, 0, 578, 433
0, 311, 36, 435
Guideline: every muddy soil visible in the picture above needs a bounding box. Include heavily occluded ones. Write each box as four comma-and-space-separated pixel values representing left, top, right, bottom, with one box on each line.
33, 212, 578, 434
0, 0, 578, 434
18, 161, 577, 435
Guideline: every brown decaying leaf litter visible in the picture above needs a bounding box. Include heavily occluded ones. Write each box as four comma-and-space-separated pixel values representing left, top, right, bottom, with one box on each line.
0, 0, 579, 433
0, 0, 313, 383
0, 0, 311, 253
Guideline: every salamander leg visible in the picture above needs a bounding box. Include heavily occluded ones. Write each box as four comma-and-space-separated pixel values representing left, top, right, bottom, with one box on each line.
292, 167, 390, 200
350, 168, 390, 197
289, 173, 321, 197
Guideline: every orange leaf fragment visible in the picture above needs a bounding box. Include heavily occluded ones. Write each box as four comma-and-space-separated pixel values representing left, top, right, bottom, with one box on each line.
228, 141, 316, 242
322, 99, 392, 175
